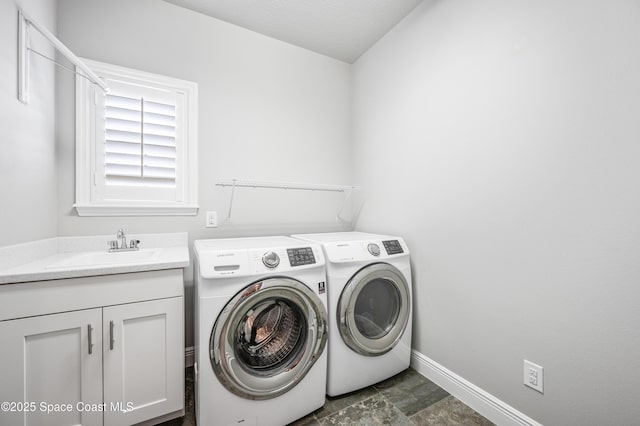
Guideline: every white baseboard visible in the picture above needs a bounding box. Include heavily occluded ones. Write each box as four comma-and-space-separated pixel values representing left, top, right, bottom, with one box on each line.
185, 346, 195, 368
410, 350, 542, 426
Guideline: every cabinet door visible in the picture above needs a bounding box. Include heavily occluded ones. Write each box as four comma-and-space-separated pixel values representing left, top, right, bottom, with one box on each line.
0, 309, 103, 426
103, 297, 183, 426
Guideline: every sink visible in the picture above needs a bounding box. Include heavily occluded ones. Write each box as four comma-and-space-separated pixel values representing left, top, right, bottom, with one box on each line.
46, 249, 160, 270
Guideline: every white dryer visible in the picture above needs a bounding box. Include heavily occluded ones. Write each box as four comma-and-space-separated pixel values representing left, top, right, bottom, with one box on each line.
193, 236, 328, 426
292, 232, 412, 396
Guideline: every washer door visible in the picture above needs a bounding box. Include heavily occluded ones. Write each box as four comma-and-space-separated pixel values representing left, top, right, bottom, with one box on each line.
210, 277, 327, 400
338, 263, 410, 356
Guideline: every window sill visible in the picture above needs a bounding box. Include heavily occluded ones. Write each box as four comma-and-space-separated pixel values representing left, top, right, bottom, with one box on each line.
74, 204, 199, 217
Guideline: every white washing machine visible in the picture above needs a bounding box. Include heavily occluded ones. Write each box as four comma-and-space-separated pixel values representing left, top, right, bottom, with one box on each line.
292, 232, 412, 397
193, 236, 328, 426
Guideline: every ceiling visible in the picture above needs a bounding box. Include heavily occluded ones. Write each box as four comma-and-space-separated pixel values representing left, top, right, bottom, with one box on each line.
162, 0, 424, 63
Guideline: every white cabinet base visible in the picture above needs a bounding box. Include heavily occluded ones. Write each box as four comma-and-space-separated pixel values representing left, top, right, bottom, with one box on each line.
0, 270, 185, 426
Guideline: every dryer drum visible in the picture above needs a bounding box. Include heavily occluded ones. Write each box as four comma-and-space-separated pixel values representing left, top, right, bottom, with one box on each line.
235, 299, 306, 370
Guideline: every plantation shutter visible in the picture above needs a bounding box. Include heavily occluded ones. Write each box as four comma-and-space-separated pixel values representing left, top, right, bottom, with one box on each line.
104, 92, 177, 188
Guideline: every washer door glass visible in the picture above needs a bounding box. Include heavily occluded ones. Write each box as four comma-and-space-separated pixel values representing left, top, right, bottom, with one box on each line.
338, 263, 410, 356
210, 277, 327, 400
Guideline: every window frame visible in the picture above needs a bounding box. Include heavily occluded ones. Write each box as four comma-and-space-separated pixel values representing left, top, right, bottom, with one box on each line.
74, 59, 198, 217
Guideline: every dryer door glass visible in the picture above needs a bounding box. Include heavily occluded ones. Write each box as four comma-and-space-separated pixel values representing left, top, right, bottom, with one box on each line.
353, 278, 400, 339
339, 263, 410, 356
210, 278, 327, 400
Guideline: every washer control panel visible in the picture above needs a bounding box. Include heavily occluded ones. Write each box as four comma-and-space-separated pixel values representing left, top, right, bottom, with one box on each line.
262, 251, 280, 268
287, 247, 316, 266
382, 240, 404, 255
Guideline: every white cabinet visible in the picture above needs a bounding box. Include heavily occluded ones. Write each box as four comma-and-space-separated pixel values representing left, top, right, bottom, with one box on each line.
0, 269, 184, 426
0, 309, 103, 426
103, 298, 183, 426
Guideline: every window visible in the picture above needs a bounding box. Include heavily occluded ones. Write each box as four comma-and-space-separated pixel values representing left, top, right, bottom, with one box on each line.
75, 59, 198, 216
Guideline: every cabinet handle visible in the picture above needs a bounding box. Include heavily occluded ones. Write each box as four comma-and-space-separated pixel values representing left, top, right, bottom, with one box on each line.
87, 324, 94, 355
109, 320, 115, 350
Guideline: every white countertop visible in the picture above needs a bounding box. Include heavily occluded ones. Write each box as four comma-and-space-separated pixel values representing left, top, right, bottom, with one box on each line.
0, 233, 190, 284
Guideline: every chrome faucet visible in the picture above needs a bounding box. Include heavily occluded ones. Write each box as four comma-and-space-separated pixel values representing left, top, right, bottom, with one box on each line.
108, 228, 140, 252
117, 228, 126, 249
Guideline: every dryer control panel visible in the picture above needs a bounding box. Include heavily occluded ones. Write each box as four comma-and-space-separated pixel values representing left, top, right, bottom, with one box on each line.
318, 239, 409, 263
382, 240, 404, 255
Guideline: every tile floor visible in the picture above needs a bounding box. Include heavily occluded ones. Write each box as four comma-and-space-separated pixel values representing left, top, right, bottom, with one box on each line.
159, 367, 494, 426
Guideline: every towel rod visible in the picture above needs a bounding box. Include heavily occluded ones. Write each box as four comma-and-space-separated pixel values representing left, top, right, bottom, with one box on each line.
215, 178, 360, 223
18, 9, 108, 104
216, 178, 357, 193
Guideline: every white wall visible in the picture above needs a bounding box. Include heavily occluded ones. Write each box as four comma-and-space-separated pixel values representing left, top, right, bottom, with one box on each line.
56, 0, 352, 348
56, 0, 352, 237
0, 0, 58, 246
353, 0, 640, 424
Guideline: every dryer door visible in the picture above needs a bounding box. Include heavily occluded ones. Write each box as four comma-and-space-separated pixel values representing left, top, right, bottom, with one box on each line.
338, 263, 410, 356
210, 277, 327, 400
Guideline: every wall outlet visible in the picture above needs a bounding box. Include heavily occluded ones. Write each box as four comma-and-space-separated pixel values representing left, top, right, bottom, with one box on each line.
205, 211, 218, 228
524, 360, 544, 393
